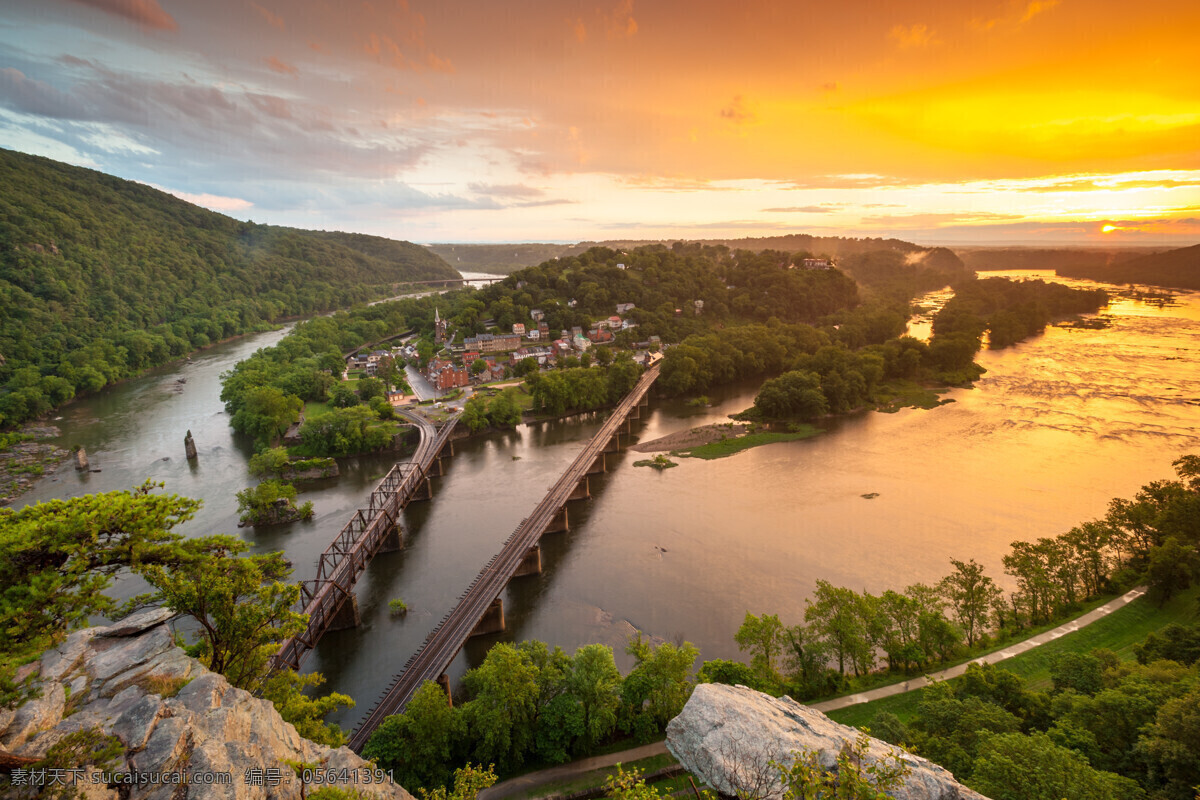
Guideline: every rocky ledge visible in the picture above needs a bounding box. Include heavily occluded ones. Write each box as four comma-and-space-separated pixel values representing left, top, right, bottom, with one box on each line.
1, 607, 414, 800
666, 683, 988, 800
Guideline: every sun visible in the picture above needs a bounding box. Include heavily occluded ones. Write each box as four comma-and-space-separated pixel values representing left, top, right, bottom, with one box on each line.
1101, 224, 1120, 233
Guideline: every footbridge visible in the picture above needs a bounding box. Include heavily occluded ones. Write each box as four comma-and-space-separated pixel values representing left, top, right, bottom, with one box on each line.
271, 409, 458, 672
349, 362, 660, 752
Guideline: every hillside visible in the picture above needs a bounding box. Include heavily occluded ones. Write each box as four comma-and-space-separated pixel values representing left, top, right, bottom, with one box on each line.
0, 148, 458, 427
1055, 242, 1200, 290
954, 246, 1168, 274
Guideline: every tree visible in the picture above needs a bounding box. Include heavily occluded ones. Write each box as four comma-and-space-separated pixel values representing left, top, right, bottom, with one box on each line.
230, 385, 302, 444
569, 644, 622, 751
139, 535, 303, 692
735, 612, 787, 688
970, 732, 1138, 800
622, 633, 699, 735
940, 559, 1002, 647
470, 358, 488, 376
805, 582, 871, 676
1146, 538, 1198, 604
604, 764, 665, 800
260, 669, 353, 747
0, 482, 199, 703
487, 391, 524, 429
416, 764, 497, 800
773, 733, 911, 800
462, 643, 539, 772
461, 396, 490, 432
357, 376, 386, 402
363, 680, 465, 791
235, 480, 313, 526
329, 384, 358, 408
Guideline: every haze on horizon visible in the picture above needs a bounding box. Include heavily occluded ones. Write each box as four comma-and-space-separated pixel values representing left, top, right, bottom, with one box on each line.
1, 0, 1198, 246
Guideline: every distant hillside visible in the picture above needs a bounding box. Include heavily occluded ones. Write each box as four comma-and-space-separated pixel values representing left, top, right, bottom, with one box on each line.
0, 148, 458, 427
430, 234, 967, 277
1054, 243, 1200, 290
954, 246, 1168, 273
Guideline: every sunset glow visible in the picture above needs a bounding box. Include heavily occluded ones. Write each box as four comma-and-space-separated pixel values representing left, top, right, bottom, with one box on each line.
2, 0, 1199, 244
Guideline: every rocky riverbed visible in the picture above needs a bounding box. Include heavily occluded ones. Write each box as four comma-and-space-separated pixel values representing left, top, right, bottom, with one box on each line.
0, 426, 69, 506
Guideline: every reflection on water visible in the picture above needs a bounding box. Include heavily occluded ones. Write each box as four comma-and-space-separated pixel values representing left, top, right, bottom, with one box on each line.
16, 271, 1200, 729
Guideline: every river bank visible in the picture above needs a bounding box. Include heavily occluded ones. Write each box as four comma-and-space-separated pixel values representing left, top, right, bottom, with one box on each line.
0, 426, 70, 505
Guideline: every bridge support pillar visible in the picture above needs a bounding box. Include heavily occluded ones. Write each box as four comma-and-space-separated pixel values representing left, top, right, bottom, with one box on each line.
603, 434, 621, 454
513, 545, 542, 577
378, 523, 403, 554
628, 404, 640, 420
437, 673, 453, 707
587, 454, 606, 475
439, 441, 454, 458
569, 475, 590, 501
427, 457, 444, 478
622, 418, 632, 434
546, 506, 569, 534
328, 591, 361, 631
470, 598, 505, 638
411, 477, 433, 502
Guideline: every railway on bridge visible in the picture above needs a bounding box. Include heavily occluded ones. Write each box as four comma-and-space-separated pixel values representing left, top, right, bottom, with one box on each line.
271, 409, 458, 672
349, 362, 661, 752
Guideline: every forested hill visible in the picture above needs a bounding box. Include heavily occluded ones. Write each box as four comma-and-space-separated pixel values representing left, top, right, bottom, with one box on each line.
0, 148, 458, 427
1055, 242, 1200, 290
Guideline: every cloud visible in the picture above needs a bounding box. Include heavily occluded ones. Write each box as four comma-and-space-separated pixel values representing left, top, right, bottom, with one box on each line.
859, 211, 1025, 226
889, 23, 938, 49
144, 182, 254, 212
1015, 177, 1200, 192
619, 176, 741, 192
1020, 0, 1060, 23
0, 68, 79, 118
719, 95, 754, 124
251, 2, 285, 30
605, 0, 638, 38
468, 182, 545, 199
65, 0, 178, 31
762, 206, 837, 213
780, 174, 914, 190
264, 56, 298, 76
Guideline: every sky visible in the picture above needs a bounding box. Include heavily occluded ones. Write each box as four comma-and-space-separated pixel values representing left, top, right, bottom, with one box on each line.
2, 0, 1199, 245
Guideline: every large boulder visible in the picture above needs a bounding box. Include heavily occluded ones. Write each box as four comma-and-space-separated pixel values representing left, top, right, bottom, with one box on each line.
1, 612, 415, 800
666, 684, 988, 800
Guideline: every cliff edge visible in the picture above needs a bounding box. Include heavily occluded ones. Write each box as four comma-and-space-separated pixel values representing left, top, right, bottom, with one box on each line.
1, 607, 414, 800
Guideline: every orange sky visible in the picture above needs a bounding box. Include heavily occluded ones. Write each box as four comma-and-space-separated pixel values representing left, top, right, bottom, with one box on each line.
1, 0, 1198, 243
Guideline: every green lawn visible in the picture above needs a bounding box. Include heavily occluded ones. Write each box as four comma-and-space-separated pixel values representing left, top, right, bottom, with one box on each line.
827, 585, 1200, 729
304, 400, 332, 419
674, 425, 823, 460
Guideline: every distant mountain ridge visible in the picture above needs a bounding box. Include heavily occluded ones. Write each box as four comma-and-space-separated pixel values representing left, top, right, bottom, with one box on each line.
0, 148, 458, 427
1054, 243, 1200, 290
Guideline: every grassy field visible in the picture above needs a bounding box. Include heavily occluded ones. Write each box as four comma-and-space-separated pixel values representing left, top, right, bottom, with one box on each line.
304, 400, 332, 419
827, 585, 1200, 729
873, 381, 955, 413
674, 425, 823, 459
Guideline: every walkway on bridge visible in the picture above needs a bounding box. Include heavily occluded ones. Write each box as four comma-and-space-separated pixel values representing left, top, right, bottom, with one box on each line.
272, 409, 458, 672
349, 363, 661, 751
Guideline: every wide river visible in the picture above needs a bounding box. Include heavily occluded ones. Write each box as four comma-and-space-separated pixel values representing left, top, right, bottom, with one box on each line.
14, 270, 1200, 729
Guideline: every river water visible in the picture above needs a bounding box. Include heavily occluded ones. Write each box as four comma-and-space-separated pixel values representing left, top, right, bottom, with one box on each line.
14, 270, 1200, 728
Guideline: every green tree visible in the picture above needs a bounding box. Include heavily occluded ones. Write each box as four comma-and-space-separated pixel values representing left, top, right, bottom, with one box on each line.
603, 764, 663, 800
462, 643, 539, 772
230, 386, 302, 445
235, 479, 313, 526
735, 612, 788, 688
139, 535, 302, 692
363, 680, 465, 791
470, 358, 488, 376
969, 732, 1140, 800
329, 384, 358, 408
773, 732, 911, 800
805, 582, 871, 676
570, 644, 622, 751
940, 559, 1003, 647
260, 669, 353, 747
621, 634, 698, 735
357, 376, 386, 402
461, 397, 490, 433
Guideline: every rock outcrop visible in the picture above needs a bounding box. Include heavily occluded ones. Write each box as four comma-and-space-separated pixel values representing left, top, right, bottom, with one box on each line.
666, 684, 988, 800
1, 607, 414, 800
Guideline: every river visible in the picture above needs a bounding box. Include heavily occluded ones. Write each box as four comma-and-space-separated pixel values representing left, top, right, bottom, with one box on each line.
14, 269, 1200, 729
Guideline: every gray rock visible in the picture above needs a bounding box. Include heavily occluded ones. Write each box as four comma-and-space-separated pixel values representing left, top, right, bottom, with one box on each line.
131, 716, 189, 774
666, 684, 989, 800
40, 628, 100, 683
102, 645, 195, 696
174, 672, 227, 714
105, 684, 146, 718
99, 606, 177, 637
2, 680, 65, 749
88, 625, 174, 683
111, 694, 163, 749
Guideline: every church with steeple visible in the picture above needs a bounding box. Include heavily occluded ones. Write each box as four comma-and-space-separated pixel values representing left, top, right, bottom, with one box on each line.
434, 307, 447, 344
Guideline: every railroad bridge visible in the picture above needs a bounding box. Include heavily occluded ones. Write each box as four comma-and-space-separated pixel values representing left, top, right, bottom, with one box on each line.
271, 409, 458, 673
348, 362, 660, 752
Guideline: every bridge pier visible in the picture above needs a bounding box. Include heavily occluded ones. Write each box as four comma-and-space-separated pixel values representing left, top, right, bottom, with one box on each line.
410, 477, 433, 502
603, 433, 621, 454
470, 598, 505, 638
586, 454, 606, 475
378, 522, 403, 554
328, 590, 361, 631
437, 673, 453, 707
427, 457, 444, 478
513, 545, 542, 577
439, 441, 454, 458
628, 404, 640, 420
568, 475, 590, 501
545, 506, 569, 533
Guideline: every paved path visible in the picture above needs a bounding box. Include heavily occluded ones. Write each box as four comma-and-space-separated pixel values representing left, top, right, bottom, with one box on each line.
812, 586, 1146, 712
478, 587, 1147, 799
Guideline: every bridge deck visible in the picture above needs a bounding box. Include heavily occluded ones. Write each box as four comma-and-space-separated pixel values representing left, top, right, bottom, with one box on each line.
348, 363, 660, 751
272, 410, 456, 672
